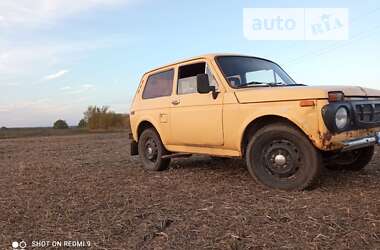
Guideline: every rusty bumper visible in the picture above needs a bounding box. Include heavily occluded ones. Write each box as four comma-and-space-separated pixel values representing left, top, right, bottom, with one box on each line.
341, 132, 380, 152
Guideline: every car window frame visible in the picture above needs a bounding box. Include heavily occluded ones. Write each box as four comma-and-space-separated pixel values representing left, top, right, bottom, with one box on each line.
176, 60, 219, 96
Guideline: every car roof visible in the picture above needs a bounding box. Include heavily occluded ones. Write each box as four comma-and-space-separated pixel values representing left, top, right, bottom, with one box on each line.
144, 53, 254, 75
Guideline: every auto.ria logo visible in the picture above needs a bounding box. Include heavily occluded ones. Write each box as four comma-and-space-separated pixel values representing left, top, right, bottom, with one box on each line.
243, 8, 349, 40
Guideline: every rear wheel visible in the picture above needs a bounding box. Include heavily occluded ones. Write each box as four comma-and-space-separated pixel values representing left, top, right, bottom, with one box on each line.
245, 123, 322, 191
326, 146, 375, 171
138, 128, 170, 171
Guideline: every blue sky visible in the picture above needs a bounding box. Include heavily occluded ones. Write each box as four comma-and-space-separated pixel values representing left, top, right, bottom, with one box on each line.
1, 0, 380, 127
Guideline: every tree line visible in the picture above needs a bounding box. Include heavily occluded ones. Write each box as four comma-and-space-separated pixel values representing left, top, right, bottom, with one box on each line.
53, 106, 130, 130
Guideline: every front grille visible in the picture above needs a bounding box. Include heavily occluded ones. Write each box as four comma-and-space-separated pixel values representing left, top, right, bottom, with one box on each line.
355, 103, 380, 123
376, 104, 380, 121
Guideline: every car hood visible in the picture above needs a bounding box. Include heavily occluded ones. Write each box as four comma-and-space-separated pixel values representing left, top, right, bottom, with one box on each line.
234, 85, 380, 103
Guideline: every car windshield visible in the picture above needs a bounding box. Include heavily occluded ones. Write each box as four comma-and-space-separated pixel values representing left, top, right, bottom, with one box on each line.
216, 56, 298, 88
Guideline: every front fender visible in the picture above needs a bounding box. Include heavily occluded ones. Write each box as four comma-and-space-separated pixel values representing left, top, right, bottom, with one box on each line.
238, 101, 321, 150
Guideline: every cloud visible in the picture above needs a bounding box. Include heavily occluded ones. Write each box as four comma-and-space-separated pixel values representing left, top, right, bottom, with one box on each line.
0, 44, 62, 76
82, 84, 94, 89
0, 98, 50, 112
44, 69, 69, 81
61, 84, 95, 95
0, 35, 128, 80
60, 86, 72, 91
0, 0, 133, 127
70, 84, 95, 94
0, 0, 129, 28
0, 97, 92, 127
0, 106, 10, 112
0, 82, 20, 87
0, 1, 131, 83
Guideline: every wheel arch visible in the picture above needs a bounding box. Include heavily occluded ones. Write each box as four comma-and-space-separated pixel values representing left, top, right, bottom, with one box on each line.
240, 115, 312, 157
136, 120, 160, 141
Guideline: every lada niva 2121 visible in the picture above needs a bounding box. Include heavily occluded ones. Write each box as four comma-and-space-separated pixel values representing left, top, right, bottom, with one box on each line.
129, 54, 380, 190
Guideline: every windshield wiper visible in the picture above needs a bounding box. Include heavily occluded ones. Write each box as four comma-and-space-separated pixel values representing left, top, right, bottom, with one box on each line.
266, 82, 285, 87
293, 83, 307, 86
245, 81, 269, 86
264, 82, 306, 87
246, 81, 285, 87
239, 81, 306, 88
237, 81, 269, 88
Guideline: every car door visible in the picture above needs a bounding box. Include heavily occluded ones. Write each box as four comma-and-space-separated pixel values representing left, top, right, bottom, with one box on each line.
169, 60, 224, 146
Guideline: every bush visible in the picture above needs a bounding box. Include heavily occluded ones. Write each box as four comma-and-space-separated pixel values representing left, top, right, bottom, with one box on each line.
1, 126, 7, 130
77, 119, 87, 128
84, 106, 129, 130
53, 119, 69, 129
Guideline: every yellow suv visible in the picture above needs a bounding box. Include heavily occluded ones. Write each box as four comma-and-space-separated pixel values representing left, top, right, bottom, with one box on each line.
130, 54, 380, 190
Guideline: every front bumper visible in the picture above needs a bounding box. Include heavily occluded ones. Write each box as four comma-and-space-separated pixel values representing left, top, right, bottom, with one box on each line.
342, 132, 380, 152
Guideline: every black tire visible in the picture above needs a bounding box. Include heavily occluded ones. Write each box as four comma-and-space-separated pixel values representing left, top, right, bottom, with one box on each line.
138, 128, 170, 171
326, 146, 375, 171
245, 123, 322, 191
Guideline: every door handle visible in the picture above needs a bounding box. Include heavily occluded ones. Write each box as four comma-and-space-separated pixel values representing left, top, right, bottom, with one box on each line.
171, 100, 180, 105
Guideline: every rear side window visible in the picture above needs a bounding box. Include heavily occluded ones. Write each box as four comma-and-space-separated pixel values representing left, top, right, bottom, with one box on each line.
142, 69, 174, 99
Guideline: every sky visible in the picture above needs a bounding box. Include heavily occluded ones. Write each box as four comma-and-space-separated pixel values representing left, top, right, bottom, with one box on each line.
0, 0, 380, 127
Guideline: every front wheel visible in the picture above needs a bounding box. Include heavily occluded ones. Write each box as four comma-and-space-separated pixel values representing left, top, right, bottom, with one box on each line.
326, 146, 375, 171
138, 128, 170, 171
245, 123, 322, 191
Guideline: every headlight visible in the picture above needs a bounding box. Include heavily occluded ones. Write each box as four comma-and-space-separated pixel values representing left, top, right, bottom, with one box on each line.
335, 107, 349, 130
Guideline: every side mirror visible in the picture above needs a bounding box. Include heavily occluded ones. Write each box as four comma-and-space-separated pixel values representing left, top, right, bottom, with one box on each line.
197, 73, 219, 99
197, 74, 212, 94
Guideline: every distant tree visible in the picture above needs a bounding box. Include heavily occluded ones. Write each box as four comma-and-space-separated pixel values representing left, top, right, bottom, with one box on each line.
83, 105, 129, 130
77, 119, 87, 128
53, 119, 69, 129
1, 126, 7, 130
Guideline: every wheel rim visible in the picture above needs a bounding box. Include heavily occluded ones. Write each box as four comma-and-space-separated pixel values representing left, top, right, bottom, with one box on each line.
144, 137, 158, 162
261, 140, 302, 179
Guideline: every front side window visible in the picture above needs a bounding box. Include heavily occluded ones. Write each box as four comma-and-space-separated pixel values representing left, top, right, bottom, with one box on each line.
177, 62, 218, 95
217, 56, 297, 88
142, 69, 174, 99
